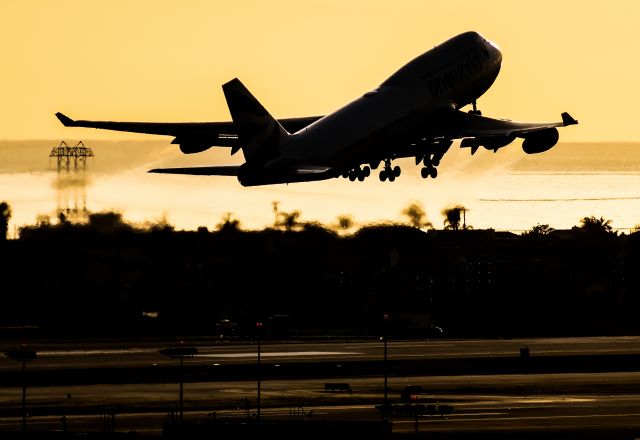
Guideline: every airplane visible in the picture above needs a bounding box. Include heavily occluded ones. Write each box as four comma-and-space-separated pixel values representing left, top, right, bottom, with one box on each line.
56, 31, 577, 186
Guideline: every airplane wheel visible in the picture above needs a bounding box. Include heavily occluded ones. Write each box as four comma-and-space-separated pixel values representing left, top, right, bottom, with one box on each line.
429, 167, 438, 178
348, 170, 356, 181
363, 166, 371, 177
421, 167, 429, 179
393, 166, 401, 177
357, 173, 365, 182
379, 170, 387, 182
389, 174, 396, 182
342, 172, 349, 178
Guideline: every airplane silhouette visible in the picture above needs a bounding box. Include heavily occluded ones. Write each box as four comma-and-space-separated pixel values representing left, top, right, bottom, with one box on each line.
57, 31, 577, 186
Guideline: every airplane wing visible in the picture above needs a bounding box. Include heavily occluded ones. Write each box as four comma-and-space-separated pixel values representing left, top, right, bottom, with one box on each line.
435, 110, 578, 139
55, 112, 322, 154
148, 166, 241, 176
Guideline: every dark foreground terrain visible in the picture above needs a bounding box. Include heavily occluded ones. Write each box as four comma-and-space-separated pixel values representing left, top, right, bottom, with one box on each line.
1, 221, 639, 340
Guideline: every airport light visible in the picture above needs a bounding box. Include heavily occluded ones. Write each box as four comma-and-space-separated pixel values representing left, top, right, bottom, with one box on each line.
4, 344, 37, 432
256, 321, 263, 422
159, 342, 198, 423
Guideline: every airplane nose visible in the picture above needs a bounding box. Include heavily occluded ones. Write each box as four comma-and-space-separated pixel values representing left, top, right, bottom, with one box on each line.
486, 39, 502, 63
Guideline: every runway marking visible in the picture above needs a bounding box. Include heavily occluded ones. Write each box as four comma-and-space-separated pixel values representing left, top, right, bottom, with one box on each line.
37, 349, 151, 356
411, 412, 640, 423
513, 397, 596, 404
197, 351, 361, 359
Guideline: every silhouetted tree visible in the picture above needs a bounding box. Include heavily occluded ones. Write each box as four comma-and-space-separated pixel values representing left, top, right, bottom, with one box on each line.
578, 216, 613, 234
402, 202, 432, 229
35, 214, 50, 227
442, 205, 469, 230
279, 210, 301, 231
216, 212, 241, 232
524, 223, 554, 237
336, 214, 355, 232
145, 216, 174, 232
271, 201, 280, 228
88, 211, 130, 233
0, 201, 10, 240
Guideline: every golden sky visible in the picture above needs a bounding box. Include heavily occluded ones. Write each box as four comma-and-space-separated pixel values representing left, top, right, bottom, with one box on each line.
1, 0, 639, 141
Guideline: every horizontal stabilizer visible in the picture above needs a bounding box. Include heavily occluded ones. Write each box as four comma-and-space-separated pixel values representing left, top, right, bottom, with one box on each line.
148, 166, 241, 176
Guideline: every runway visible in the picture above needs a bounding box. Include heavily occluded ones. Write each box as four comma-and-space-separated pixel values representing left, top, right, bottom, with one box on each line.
2, 336, 640, 437
3, 335, 640, 371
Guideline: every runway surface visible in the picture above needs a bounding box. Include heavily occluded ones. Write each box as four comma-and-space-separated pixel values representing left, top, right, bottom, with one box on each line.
2, 336, 640, 437
3, 335, 640, 371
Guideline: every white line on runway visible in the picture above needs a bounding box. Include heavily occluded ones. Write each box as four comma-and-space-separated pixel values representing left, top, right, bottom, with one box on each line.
197, 351, 361, 358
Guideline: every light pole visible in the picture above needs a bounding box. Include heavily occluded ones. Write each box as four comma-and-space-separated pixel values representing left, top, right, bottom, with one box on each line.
4, 345, 37, 432
383, 313, 389, 419
256, 321, 263, 422
159, 342, 198, 424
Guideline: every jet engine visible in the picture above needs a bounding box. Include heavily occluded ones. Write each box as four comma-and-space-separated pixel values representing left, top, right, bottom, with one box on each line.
177, 142, 213, 154
172, 137, 215, 154
521, 128, 559, 154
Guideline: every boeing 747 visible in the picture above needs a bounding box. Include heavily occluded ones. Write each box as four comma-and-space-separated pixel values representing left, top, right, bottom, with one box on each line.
56, 31, 577, 186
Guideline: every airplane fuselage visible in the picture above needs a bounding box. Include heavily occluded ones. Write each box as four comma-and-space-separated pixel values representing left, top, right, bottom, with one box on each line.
276, 32, 502, 176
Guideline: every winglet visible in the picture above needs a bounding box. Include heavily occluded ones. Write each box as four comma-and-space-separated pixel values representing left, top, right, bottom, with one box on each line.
55, 112, 76, 127
561, 112, 578, 126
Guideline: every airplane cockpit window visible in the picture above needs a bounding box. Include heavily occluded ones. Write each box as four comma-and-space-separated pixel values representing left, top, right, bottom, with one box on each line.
363, 88, 380, 98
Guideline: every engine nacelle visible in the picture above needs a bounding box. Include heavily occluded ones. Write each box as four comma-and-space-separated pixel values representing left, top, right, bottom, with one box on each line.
178, 142, 213, 154
522, 128, 559, 154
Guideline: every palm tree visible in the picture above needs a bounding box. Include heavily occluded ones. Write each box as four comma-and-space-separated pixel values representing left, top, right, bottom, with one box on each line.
524, 223, 554, 237
578, 216, 613, 234
442, 205, 469, 230
0, 201, 10, 240
402, 202, 432, 229
280, 210, 301, 231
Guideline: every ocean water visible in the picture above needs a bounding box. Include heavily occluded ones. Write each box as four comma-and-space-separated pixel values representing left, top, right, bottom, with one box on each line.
1, 140, 639, 237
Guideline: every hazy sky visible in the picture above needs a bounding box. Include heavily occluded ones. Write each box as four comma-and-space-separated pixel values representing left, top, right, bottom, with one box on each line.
2, 1, 639, 142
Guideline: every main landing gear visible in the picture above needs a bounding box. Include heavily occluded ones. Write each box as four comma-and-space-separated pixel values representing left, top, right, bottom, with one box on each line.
417, 138, 451, 180
342, 165, 370, 182
379, 158, 400, 182
420, 163, 438, 179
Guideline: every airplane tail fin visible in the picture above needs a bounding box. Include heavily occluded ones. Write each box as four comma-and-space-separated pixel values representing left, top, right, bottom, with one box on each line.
222, 78, 291, 164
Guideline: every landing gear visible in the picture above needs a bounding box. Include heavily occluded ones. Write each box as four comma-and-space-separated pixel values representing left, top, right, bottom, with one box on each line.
421, 166, 438, 179
379, 159, 400, 182
344, 165, 370, 182
468, 100, 482, 116
420, 154, 439, 180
